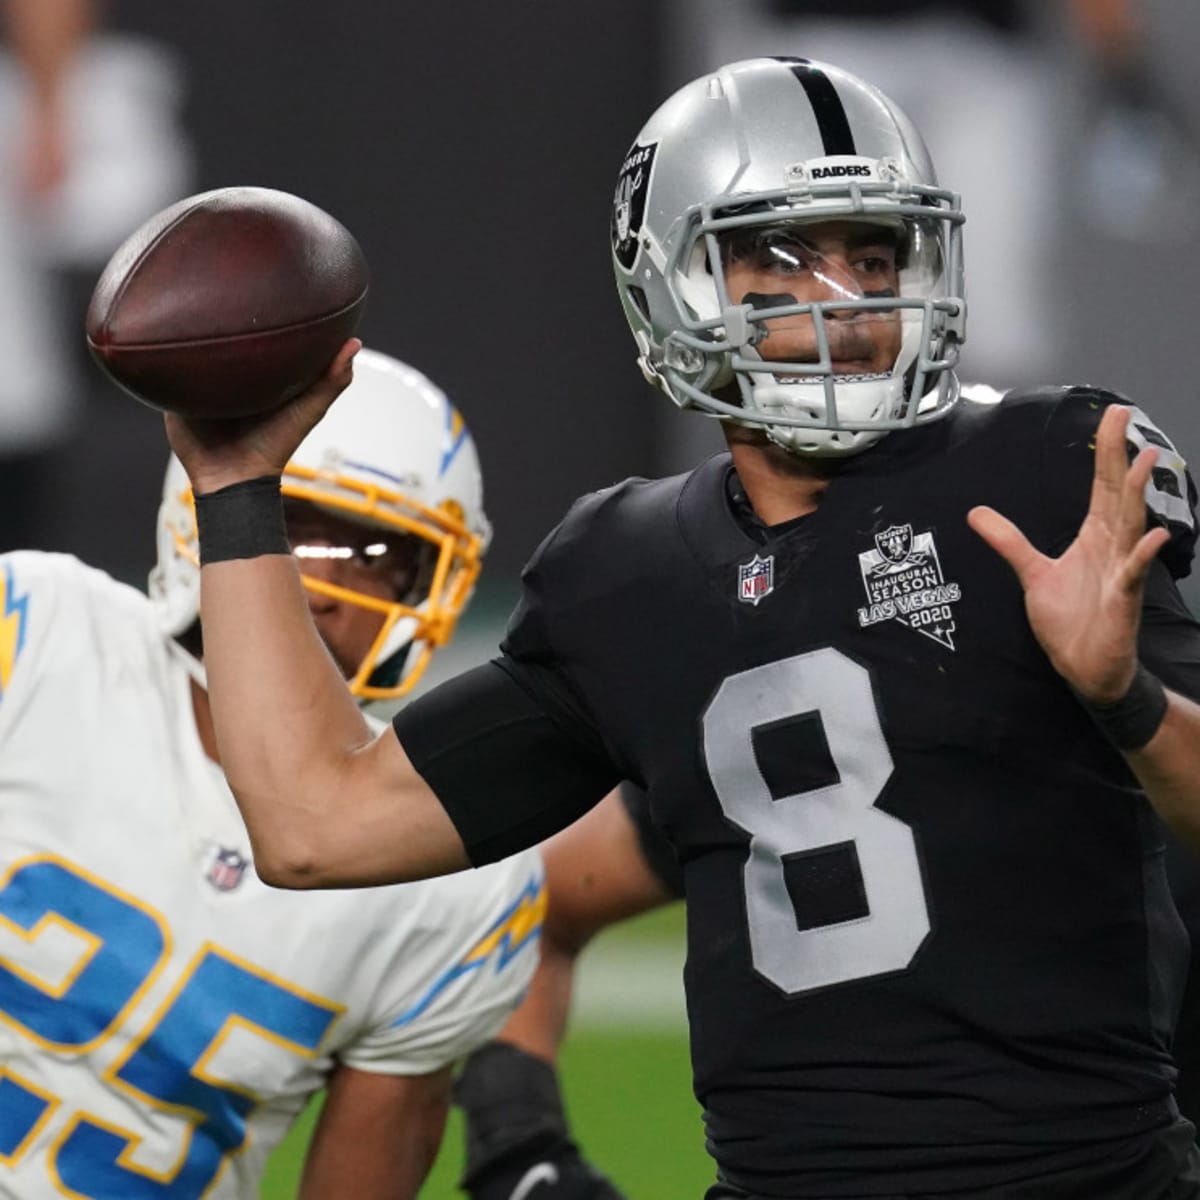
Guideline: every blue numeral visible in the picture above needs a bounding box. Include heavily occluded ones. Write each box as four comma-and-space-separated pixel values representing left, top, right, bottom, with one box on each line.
0, 1074, 52, 1160
0, 860, 165, 1048
54, 948, 341, 1198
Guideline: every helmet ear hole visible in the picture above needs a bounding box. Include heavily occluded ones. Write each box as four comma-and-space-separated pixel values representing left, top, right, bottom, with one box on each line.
627, 286, 651, 322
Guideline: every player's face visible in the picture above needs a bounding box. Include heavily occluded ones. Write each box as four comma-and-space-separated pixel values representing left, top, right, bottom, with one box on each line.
720, 219, 903, 376
284, 500, 430, 680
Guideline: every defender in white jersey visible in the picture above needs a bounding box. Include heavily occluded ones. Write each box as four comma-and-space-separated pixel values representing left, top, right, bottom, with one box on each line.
0, 349, 544, 1199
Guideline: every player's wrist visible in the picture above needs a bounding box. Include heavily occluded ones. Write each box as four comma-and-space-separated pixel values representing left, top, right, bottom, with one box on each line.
454, 1042, 568, 1176
193, 475, 291, 565
1078, 662, 1168, 751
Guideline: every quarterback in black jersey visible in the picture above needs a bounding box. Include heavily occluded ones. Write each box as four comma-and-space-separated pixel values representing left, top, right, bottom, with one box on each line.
166, 58, 1200, 1199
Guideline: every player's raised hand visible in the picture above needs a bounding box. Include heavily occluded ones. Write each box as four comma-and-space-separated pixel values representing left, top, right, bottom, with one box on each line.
165, 338, 360, 495
968, 404, 1171, 704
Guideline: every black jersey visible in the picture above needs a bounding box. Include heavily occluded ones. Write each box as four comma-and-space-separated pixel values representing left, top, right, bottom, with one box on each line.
396, 387, 1200, 1196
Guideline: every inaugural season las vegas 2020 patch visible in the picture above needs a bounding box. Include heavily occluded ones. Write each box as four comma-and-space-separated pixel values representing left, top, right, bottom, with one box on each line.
857, 523, 961, 650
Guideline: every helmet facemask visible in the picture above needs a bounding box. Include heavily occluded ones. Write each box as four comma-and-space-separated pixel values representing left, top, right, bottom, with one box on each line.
279, 466, 484, 701
149, 348, 491, 705
663, 192, 964, 456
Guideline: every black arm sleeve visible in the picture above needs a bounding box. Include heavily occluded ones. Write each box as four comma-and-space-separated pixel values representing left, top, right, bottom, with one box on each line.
391, 661, 621, 867
1137, 560, 1200, 926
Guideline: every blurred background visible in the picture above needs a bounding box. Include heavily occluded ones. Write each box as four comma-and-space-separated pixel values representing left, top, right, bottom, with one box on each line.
3, 1, 1199, 1194
6, 0, 1200, 601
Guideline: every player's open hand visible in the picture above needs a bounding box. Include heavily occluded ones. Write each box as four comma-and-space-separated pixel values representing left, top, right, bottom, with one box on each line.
967, 404, 1170, 704
164, 339, 360, 496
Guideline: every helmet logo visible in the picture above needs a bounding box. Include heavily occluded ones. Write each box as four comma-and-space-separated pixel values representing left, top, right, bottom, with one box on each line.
612, 141, 658, 269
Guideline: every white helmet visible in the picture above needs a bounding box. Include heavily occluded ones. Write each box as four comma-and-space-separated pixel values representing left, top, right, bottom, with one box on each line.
149, 347, 492, 700
611, 57, 966, 456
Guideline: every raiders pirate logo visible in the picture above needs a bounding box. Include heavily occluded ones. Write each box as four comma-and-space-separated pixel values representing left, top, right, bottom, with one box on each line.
612, 141, 658, 269
857, 523, 962, 650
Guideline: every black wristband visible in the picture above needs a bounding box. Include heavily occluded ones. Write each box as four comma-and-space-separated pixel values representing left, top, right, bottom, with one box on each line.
193, 475, 290, 565
1080, 663, 1169, 752
454, 1042, 571, 1184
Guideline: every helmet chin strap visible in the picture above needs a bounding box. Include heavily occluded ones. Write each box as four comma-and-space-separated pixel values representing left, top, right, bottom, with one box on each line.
729, 285, 906, 456
759, 380, 897, 457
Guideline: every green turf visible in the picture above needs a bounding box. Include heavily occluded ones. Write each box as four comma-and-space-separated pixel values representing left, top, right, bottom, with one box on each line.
260, 905, 712, 1198
259, 1027, 711, 1198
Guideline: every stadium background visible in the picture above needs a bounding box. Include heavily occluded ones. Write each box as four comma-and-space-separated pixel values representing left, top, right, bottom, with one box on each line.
24, 1, 1200, 1195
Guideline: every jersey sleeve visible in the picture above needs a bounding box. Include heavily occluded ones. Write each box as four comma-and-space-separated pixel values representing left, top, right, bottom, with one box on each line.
0, 554, 39, 714
1040, 387, 1198, 579
335, 851, 545, 1075
392, 505, 623, 866
0, 552, 89, 726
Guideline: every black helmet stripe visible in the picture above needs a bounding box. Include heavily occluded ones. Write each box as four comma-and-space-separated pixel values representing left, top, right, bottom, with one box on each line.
772, 57, 857, 156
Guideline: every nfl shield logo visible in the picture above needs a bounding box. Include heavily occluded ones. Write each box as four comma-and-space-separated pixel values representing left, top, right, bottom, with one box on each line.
737, 554, 775, 606
207, 847, 249, 892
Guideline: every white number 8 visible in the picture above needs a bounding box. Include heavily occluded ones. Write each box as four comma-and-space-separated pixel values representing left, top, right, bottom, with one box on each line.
702, 647, 930, 994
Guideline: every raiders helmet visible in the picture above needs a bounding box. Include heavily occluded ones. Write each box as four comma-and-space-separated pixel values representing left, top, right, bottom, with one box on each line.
611, 57, 966, 456
150, 348, 491, 701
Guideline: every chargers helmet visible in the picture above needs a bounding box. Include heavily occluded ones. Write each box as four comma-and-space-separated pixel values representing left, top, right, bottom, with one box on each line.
611, 57, 966, 456
150, 348, 491, 700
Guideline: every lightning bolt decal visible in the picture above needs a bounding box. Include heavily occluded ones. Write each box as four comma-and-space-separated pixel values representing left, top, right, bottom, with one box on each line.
439, 402, 468, 477
0, 562, 30, 695
390, 873, 546, 1027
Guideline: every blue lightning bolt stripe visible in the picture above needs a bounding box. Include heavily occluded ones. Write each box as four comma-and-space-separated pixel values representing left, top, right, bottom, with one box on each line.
390, 873, 545, 1028
439, 402, 468, 477
341, 459, 410, 488
0, 562, 30, 696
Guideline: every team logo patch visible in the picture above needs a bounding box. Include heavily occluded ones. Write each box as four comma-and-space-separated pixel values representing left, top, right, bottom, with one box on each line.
737, 554, 775, 606
611, 141, 657, 269
857, 524, 961, 649
206, 846, 250, 892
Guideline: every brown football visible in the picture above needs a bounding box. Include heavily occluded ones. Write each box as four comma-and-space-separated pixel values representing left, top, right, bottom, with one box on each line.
86, 186, 369, 419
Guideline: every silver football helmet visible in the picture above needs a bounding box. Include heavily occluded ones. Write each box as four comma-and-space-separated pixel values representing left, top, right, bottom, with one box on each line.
150, 348, 492, 700
611, 57, 966, 456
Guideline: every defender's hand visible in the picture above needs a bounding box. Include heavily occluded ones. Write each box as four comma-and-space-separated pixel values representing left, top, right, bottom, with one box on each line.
456, 1043, 628, 1200
463, 1145, 628, 1200
164, 338, 360, 495
968, 403, 1170, 704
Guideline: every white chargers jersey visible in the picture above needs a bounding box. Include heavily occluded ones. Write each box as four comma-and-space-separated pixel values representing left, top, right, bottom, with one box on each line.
0, 551, 544, 1199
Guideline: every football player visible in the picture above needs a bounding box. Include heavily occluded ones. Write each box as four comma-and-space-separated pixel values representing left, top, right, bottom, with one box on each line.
452, 784, 680, 1200
166, 59, 1200, 1198
0, 348, 545, 1199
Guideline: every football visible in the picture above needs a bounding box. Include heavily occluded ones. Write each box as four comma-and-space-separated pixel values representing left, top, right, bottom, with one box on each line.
85, 186, 369, 420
